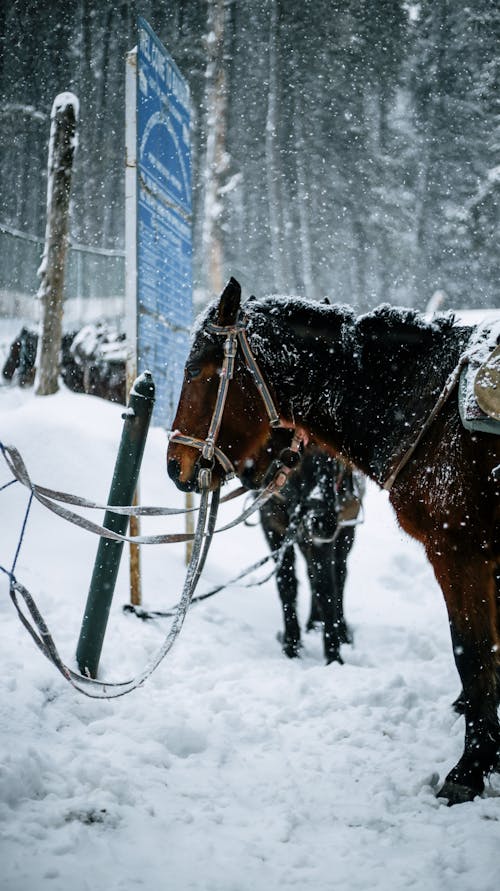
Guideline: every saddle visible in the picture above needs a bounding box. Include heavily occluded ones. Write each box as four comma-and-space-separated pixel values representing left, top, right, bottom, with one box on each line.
458, 319, 500, 434
474, 344, 500, 420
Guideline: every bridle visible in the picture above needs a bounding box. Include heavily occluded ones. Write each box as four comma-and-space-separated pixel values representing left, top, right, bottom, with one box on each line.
170, 310, 307, 490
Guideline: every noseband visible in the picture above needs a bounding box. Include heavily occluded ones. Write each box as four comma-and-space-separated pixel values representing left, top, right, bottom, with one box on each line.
170, 311, 305, 489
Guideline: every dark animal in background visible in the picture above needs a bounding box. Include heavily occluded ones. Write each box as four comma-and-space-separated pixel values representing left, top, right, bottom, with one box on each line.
168, 278, 500, 805
70, 323, 126, 404
2, 326, 41, 388
2, 323, 126, 404
242, 430, 363, 664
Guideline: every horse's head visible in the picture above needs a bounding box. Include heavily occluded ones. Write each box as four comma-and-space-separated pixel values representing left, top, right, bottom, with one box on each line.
167, 278, 279, 492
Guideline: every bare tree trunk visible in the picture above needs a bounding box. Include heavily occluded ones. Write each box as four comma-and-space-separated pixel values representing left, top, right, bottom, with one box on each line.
294, 104, 313, 298
35, 92, 78, 396
202, 0, 229, 298
265, 0, 286, 293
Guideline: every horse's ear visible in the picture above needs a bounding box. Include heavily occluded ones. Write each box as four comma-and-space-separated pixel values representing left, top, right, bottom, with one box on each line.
217, 277, 241, 325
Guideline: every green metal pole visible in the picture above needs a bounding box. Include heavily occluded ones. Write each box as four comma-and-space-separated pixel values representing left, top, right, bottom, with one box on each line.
76, 371, 155, 678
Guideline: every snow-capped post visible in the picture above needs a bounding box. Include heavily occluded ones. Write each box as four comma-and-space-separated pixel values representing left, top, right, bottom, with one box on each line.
35, 92, 79, 396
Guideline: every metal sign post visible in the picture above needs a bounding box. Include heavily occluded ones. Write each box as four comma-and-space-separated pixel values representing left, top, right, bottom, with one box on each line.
125, 19, 193, 593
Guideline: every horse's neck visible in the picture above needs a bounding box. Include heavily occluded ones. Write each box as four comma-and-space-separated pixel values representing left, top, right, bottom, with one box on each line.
256, 310, 465, 485
251, 313, 368, 470
281, 336, 381, 478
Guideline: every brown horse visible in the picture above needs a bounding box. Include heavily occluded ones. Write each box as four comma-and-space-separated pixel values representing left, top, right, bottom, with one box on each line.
167, 277, 500, 805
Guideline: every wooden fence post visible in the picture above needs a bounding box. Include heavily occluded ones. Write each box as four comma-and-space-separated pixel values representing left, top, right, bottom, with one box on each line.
35, 92, 79, 396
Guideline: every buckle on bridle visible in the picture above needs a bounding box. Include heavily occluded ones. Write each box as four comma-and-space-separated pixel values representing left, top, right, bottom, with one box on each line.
202, 442, 215, 461
198, 466, 213, 489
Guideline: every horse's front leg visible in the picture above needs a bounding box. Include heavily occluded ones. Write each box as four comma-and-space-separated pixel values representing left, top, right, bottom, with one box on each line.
274, 542, 302, 658
260, 505, 302, 658
332, 527, 355, 645
304, 529, 354, 644
302, 540, 345, 665
428, 545, 500, 804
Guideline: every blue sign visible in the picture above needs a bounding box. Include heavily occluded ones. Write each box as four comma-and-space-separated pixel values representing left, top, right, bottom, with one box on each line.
136, 18, 192, 427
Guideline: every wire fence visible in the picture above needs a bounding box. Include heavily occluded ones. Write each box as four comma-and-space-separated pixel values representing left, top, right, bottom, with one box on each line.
0, 223, 125, 326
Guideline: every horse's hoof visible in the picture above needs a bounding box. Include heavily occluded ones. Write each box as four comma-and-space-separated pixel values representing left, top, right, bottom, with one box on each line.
338, 623, 353, 645
452, 692, 466, 714
276, 631, 302, 659
325, 651, 344, 666
306, 620, 322, 633
437, 780, 478, 805
282, 642, 302, 659
285, 646, 301, 659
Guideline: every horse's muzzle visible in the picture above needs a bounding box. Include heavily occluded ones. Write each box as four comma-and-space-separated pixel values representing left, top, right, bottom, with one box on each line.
167, 457, 198, 492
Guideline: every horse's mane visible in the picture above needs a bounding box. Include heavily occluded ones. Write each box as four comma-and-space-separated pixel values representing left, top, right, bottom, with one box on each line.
250, 297, 459, 347
357, 303, 458, 345
252, 294, 354, 325
194, 289, 459, 339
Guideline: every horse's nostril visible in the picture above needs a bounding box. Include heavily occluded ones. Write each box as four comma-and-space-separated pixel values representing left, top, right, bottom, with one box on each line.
167, 457, 182, 483
168, 457, 198, 492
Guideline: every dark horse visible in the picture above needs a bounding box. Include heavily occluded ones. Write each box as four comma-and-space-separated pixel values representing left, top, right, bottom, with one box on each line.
2, 326, 85, 391
2, 326, 43, 387
241, 429, 361, 664
167, 278, 500, 805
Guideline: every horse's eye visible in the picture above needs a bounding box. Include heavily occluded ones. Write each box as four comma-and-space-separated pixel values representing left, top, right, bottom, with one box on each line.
186, 364, 202, 381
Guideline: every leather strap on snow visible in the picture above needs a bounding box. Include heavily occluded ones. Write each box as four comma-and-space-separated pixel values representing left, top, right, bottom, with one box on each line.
4, 482, 219, 698
0, 434, 308, 697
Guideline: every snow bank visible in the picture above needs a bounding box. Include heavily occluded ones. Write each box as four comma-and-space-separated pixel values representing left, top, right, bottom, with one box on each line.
0, 387, 498, 891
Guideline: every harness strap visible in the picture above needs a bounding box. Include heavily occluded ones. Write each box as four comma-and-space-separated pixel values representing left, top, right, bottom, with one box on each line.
2, 438, 306, 694
174, 312, 285, 486
206, 317, 281, 427
169, 432, 236, 478
1, 443, 199, 516
2, 437, 304, 552
1, 443, 201, 545
236, 326, 281, 427
202, 328, 239, 461
383, 355, 467, 491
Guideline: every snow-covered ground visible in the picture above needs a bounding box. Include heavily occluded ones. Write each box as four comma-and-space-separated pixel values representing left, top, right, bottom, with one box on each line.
1, 384, 499, 891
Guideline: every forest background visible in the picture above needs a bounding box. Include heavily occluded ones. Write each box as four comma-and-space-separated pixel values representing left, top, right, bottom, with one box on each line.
0, 0, 499, 313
